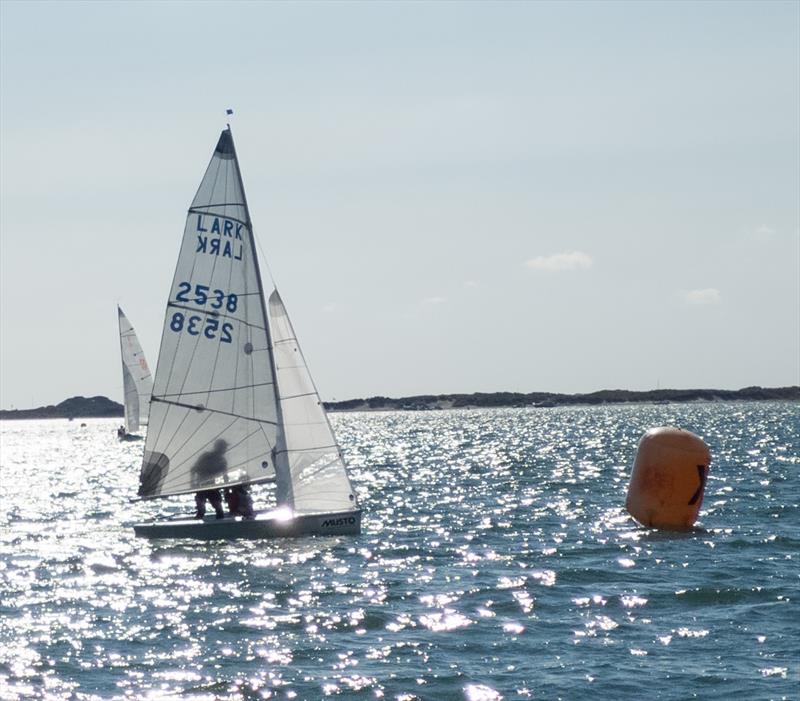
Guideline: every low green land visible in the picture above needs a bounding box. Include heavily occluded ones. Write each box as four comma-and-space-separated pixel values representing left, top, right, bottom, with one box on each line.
322, 386, 799, 412
5, 387, 796, 420
0, 396, 124, 420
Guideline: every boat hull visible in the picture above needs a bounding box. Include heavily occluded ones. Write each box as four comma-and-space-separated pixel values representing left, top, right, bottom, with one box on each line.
133, 509, 361, 540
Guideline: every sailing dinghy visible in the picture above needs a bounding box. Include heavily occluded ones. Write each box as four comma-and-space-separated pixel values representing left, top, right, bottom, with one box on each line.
133, 127, 361, 540
117, 306, 153, 440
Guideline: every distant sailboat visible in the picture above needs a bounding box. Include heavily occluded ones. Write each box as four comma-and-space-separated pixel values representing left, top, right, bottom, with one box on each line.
133, 126, 361, 539
117, 306, 153, 440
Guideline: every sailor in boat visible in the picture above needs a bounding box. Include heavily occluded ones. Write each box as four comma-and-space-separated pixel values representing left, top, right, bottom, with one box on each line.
191, 440, 229, 519
191, 440, 228, 484
224, 485, 255, 519
194, 489, 225, 519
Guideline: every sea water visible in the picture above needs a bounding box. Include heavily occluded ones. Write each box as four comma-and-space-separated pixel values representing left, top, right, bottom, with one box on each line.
0, 402, 797, 700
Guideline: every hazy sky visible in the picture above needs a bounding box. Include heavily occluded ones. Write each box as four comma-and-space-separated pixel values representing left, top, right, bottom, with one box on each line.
1, 0, 798, 410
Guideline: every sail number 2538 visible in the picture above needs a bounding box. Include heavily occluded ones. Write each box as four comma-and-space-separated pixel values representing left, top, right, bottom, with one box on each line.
169, 281, 239, 344
169, 312, 233, 343
175, 281, 238, 312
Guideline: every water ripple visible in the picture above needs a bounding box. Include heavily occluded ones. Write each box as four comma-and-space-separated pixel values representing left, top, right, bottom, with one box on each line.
0, 402, 797, 699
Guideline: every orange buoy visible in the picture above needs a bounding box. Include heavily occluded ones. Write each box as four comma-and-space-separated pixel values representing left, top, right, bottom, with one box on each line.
625, 426, 711, 530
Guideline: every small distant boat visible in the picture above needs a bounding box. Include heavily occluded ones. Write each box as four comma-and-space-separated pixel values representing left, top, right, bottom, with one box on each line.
133, 125, 361, 540
117, 307, 153, 441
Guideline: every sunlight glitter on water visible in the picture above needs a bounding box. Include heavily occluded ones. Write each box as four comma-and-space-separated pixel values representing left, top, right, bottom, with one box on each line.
1, 403, 798, 699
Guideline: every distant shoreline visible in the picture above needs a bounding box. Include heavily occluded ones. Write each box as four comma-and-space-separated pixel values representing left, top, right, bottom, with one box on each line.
0, 396, 124, 421
1, 386, 797, 420
323, 386, 799, 412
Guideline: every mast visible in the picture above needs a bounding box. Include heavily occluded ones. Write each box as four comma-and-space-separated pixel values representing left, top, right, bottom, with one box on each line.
225, 126, 288, 477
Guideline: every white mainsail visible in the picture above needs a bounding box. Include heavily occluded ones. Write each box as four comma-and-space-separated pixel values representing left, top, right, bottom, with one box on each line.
268, 290, 358, 514
118, 306, 153, 433
139, 129, 281, 498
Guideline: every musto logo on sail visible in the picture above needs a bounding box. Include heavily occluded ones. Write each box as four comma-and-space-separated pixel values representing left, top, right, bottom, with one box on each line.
321, 516, 357, 527
195, 215, 245, 260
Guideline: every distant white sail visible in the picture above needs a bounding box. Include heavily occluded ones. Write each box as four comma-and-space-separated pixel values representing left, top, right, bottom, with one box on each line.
118, 306, 153, 433
268, 290, 358, 514
139, 130, 280, 498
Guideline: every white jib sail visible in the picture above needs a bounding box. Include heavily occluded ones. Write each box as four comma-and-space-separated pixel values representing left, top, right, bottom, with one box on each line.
118, 306, 153, 433
138, 129, 281, 499
268, 290, 359, 514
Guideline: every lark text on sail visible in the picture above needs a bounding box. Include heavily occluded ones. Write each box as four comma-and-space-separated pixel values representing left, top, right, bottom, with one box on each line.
194, 214, 245, 261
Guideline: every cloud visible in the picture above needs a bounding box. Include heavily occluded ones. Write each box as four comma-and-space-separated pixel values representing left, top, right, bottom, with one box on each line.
682, 288, 721, 305
525, 251, 593, 272
422, 296, 446, 305
322, 302, 338, 313
754, 224, 775, 239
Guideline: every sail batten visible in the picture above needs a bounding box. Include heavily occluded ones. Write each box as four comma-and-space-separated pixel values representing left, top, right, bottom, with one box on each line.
150, 396, 280, 425
156, 380, 278, 398
189, 205, 248, 214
